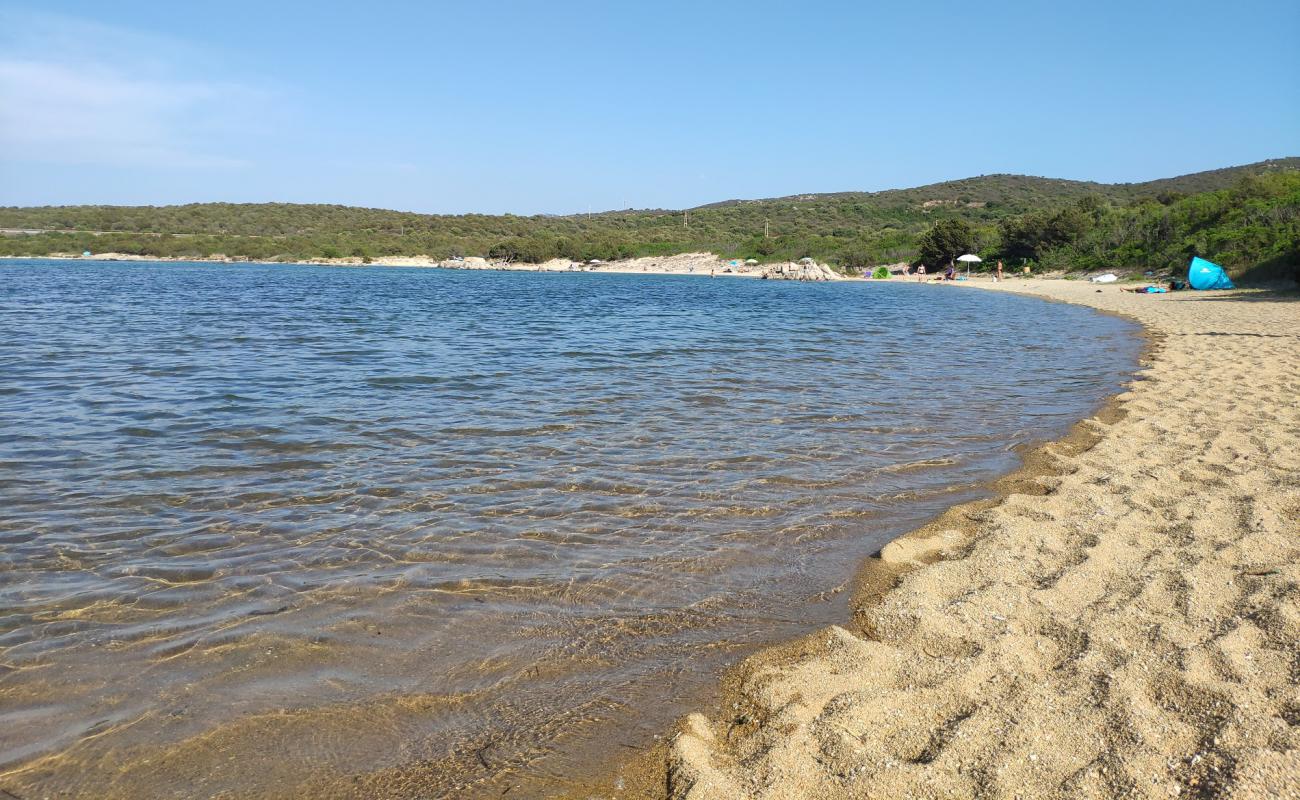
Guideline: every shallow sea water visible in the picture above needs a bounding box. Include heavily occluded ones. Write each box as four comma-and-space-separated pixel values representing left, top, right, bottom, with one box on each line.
0, 260, 1140, 797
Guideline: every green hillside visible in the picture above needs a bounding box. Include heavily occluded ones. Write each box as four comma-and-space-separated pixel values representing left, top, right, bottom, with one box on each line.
1, 158, 1296, 280
1024, 170, 1300, 283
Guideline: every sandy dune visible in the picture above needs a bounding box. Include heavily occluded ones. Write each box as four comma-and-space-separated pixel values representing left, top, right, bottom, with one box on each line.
662, 280, 1300, 800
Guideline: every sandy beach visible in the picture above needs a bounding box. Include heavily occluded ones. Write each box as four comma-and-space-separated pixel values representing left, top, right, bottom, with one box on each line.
602, 279, 1300, 799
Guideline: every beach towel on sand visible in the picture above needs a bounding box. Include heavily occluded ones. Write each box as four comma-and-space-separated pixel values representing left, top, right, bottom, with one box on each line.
1188, 256, 1234, 290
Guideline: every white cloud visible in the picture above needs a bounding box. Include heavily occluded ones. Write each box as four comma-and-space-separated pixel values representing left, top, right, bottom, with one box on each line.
0, 9, 270, 169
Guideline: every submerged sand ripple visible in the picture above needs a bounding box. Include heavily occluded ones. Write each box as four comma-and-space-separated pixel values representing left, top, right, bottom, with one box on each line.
0, 266, 1142, 799
665, 282, 1300, 800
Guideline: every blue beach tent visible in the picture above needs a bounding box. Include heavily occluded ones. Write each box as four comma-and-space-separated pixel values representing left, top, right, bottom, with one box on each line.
1188, 256, 1234, 290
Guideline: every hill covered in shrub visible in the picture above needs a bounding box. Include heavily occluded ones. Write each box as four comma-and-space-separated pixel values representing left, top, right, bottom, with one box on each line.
1, 158, 1295, 280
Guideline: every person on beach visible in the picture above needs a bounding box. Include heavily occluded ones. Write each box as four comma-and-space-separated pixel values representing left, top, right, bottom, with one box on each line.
995, 260, 1004, 282
917, 263, 926, 282
944, 263, 955, 281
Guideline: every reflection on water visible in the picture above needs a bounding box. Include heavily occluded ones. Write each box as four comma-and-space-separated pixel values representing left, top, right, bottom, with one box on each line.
0, 260, 1140, 797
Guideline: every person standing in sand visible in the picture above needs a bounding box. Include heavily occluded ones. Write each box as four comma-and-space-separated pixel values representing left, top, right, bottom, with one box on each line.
995, 260, 1004, 282
917, 264, 926, 282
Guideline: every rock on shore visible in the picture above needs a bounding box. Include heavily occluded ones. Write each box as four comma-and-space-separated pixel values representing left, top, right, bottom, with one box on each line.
759, 259, 842, 281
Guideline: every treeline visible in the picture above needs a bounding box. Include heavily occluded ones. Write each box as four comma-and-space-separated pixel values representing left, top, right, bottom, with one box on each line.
1, 160, 1296, 280
0, 172, 1120, 265
907, 172, 1299, 282
1022, 173, 1300, 281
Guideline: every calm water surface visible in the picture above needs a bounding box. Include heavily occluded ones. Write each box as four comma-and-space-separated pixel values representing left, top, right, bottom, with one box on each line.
0, 260, 1139, 797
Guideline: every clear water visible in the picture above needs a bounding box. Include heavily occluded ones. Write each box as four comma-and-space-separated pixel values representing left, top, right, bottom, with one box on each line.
0, 260, 1140, 797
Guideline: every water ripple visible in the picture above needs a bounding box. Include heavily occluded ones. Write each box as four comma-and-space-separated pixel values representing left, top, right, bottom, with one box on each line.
0, 260, 1140, 797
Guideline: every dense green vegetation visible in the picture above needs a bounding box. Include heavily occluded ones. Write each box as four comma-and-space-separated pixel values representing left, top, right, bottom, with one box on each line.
997, 171, 1300, 282
917, 219, 978, 269
1, 158, 1295, 281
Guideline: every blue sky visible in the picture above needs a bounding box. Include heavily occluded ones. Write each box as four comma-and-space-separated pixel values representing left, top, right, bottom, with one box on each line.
1, 0, 1297, 214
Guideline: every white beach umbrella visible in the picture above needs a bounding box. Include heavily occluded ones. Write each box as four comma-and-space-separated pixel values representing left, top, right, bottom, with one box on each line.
957, 253, 982, 278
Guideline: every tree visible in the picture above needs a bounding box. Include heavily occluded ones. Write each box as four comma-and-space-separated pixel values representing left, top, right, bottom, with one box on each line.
1043, 206, 1092, 247
998, 212, 1048, 261
917, 218, 976, 267
835, 243, 872, 272
997, 198, 1099, 263
487, 240, 520, 262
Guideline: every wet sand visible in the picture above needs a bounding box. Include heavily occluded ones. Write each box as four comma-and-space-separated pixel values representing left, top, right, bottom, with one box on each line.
601, 279, 1300, 799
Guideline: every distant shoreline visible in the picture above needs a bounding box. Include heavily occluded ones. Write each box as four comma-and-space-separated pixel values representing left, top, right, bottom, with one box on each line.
0, 252, 857, 281
13, 254, 1217, 290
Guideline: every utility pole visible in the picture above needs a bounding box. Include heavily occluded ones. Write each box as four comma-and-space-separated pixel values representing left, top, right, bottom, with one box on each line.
684, 210, 690, 229
764, 219, 770, 238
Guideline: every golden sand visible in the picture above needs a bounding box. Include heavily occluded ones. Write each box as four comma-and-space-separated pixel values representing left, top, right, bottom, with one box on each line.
635, 280, 1300, 800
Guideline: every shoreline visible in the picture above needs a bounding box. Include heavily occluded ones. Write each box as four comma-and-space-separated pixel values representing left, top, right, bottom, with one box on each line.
559, 279, 1154, 798
6, 256, 1293, 796
0, 252, 845, 280
572, 278, 1299, 799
